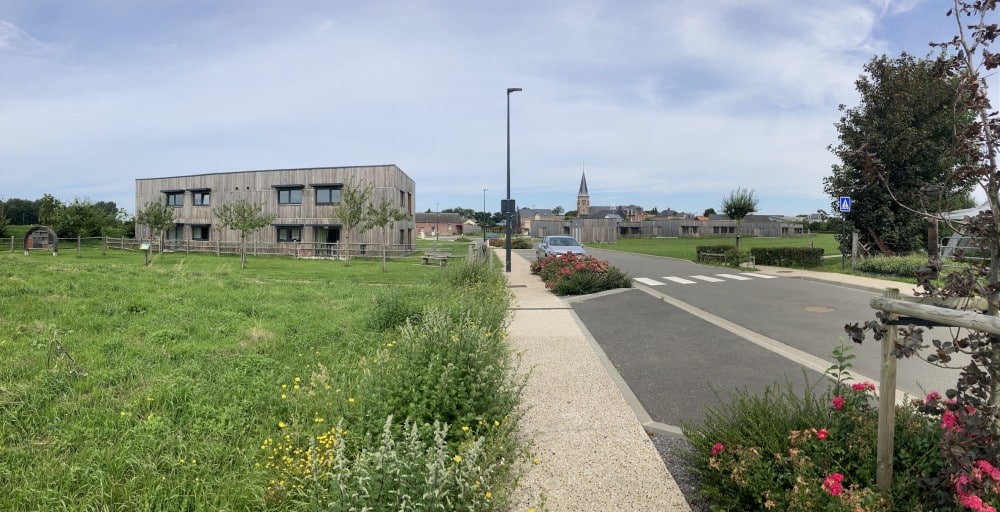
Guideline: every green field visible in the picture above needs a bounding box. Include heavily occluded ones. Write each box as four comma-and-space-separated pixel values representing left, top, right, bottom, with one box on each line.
0, 245, 519, 510
589, 234, 840, 261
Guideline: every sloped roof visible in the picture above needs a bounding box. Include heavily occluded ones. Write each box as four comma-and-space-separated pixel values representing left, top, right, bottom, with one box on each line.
414, 212, 465, 224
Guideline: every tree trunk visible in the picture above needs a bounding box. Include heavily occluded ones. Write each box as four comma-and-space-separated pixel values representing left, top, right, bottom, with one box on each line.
240, 235, 247, 269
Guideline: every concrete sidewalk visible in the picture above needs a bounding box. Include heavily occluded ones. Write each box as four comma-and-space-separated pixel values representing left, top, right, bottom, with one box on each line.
502, 250, 690, 511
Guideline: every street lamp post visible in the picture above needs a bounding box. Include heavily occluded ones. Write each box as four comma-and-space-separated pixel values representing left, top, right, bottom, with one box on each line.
505, 87, 521, 273
483, 188, 488, 242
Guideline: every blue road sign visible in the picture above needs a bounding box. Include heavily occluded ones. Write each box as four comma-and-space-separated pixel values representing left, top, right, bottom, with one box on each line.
838, 196, 851, 213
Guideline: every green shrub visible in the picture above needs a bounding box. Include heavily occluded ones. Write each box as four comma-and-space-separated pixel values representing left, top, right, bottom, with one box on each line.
750, 247, 825, 267
511, 237, 533, 249
454, 236, 472, 242
855, 255, 927, 278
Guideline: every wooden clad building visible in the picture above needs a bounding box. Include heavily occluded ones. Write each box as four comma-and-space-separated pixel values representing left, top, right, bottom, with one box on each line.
135, 165, 416, 249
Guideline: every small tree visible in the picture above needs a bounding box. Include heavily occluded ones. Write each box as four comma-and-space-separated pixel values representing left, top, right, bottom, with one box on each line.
366, 197, 410, 272
703, 207, 717, 217
135, 201, 174, 254
721, 188, 758, 247
552, 205, 564, 216
334, 181, 372, 266
37, 193, 61, 226
0, 200, 8, 238
214, 199, 275, 269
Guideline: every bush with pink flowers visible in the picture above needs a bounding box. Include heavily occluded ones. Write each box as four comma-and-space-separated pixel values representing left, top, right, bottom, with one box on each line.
683, 343, 956, 511
529, 253, 631, 295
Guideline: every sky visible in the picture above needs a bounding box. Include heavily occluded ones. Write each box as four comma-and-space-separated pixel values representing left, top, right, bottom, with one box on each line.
0, 0, 971, 217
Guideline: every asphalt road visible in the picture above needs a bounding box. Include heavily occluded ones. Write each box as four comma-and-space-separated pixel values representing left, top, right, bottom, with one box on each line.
566, 247, 962, 432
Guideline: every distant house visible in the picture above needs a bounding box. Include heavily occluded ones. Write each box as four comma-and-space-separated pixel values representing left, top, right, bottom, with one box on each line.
134, 165, 415, 249
517, 208, 561, 234
414, 212, 469, 238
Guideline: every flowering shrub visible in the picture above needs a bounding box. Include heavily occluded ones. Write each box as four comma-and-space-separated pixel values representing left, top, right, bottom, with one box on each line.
529, 253, 631, 295
684, 373, 952, 511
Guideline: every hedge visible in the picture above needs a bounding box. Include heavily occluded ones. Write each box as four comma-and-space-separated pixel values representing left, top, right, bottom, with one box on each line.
749, 247, 824, 268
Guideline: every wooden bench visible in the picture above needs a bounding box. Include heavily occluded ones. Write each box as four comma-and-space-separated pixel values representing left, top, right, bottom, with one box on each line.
421, 252, 450, 266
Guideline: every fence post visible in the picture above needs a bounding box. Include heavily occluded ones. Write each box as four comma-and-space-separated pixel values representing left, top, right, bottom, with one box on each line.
9, 236, 13, 253
77, 235, 81, 258
876, 287, 899, 501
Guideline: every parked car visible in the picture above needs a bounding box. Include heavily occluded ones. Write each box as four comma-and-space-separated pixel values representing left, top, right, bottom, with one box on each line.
535, 235, 586, 260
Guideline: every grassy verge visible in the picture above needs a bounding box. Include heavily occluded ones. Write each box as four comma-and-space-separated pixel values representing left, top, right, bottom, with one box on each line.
0, 247, 520, 510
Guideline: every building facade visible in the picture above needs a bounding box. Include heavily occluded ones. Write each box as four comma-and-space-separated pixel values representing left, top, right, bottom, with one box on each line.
135, 165, 416, 250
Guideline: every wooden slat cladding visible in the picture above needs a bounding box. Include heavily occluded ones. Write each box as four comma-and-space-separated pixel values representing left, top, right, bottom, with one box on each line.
135, 165, 416, 247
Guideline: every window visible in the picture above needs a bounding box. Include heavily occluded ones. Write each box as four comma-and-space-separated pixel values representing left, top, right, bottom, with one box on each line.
166, 192, 184, 207
277, 226, 302, 242
315, 186, 342, 205
192, 190, 211, 206
278, 189, 302, 204
191, 225, 210, 241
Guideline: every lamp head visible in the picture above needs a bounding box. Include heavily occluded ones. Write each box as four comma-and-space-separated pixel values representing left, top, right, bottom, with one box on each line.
507, 87, 522, 94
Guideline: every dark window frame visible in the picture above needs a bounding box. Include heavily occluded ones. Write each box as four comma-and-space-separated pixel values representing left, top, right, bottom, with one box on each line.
192, 189, 211, 206
165, 191, 184, 207
276, 225, 302, 243
191, 225, 211, 241
274, 185, 304, 205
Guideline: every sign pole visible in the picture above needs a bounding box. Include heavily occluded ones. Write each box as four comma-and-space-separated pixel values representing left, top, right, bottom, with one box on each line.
838, 196, 851, 271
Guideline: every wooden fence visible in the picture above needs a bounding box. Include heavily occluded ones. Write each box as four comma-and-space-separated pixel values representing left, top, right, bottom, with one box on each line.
2, 235, 414, 260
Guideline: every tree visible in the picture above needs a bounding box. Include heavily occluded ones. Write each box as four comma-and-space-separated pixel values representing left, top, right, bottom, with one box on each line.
5, 198, 39, 225
136, 201, 175, 254
214, 199, 275, 269
552, 206, 564, 216
0, 200, 8, 238
366, 197, 410, 271
334, 181, 372, 266
54, 198, 116, 238
823, 53, 975, 255
703, 207, 717, 217
721, 188, 758, 247
37, 194, 61, 226
845, 3, 1000, 505
563, 210, 577, 220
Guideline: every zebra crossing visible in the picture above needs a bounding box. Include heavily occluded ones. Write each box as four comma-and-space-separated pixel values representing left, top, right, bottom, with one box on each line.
634, 272, 779, 287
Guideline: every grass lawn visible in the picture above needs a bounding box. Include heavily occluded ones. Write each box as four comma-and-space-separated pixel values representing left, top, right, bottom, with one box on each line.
0, 245, 519, 510
588, 234, 840, 261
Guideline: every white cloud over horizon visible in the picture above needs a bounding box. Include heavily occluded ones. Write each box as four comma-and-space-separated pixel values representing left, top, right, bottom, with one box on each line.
0, 0, 966, 217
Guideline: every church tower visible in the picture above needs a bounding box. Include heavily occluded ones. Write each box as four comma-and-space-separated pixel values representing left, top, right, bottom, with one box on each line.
577, 171, 590, 217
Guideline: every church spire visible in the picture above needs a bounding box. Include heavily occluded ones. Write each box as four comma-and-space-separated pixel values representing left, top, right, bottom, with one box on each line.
577, 169, 590, 216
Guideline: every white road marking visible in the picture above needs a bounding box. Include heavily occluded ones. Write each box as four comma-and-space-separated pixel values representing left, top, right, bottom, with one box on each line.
690, 275, 725, 283
744, 273, 778, 279
634, 277, 664, 286
717, 274, 753, 281
663, 276, 697, 284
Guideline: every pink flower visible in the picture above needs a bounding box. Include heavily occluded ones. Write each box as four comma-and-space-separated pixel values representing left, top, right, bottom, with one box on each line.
851, 381, 875, 392
925, 391, 941, 403
823, 473, 844, 496
711, 443, 725, 456
976, 460, 1000, 481
832, 396, 845, 411
816, 428, 828, 440
942, 410, 958, 430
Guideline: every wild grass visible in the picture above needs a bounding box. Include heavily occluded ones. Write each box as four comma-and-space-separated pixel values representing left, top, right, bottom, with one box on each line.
0, 247, 518, 510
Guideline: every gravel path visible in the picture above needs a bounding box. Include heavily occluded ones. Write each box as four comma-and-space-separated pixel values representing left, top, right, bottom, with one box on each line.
648, 433, 712, 512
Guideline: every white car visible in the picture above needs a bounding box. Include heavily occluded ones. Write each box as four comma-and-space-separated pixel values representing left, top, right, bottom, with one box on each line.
536, 236, 586, 260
